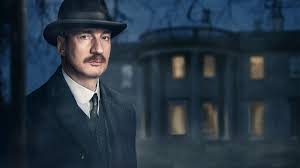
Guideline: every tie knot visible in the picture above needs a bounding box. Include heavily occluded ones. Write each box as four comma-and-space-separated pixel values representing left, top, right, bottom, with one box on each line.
90, 93, 98, 118
91, 93, 98, 108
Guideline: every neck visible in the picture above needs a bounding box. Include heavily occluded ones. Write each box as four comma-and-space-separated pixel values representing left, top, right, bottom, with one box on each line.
62, 66, 98, 91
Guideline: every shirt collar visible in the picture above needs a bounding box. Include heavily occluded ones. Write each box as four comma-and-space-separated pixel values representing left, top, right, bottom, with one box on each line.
62, 68, 100, 104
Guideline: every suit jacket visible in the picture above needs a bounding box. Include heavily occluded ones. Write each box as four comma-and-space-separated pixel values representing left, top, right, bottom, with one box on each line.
26, 67, 137, 168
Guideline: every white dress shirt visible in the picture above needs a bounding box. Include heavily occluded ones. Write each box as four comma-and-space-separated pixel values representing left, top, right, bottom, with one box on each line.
62, 68, 100, 118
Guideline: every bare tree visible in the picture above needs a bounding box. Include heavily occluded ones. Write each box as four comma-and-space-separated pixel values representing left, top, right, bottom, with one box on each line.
213, 0, 235, 27
35, 0, 51, 26
187, 0, 203, 23
111, 0, 133, 23
133, 0, 155, 31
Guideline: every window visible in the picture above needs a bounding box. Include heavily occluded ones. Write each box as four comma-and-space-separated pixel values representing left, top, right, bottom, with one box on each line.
250, 56, 264, 80
201, 102, 218, 138
203, 55, 216, 78
120, 64, 133, 89
289, 56, 300, 78
171, 55, 186, 79
168, 101, 187, 135
249, 101, 265, 138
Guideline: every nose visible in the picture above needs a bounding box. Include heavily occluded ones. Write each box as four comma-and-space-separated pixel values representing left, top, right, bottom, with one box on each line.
90, 37, 103, 54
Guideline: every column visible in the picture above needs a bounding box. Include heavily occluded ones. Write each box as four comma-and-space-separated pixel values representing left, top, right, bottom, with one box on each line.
222, 54, 235, 140
189, 51, 201, 140
149, 55, 162, 137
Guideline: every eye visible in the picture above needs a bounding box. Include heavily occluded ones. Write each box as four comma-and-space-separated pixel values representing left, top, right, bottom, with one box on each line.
102, 34, 111, 41
78, 33, 93, 40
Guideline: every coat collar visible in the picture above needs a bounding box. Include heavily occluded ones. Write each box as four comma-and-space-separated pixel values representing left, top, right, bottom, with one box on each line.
61, 68, 100, 118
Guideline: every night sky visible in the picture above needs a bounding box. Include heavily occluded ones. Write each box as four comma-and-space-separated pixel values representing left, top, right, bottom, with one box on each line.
1, 0, 300, 101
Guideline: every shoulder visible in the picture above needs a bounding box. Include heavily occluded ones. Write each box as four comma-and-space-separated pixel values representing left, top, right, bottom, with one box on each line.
26, 70, 62, 118
27, 78, 54, 106
102, 82, 134, 107
27, 83, 48, 103
27, 68, 62, 105
26, 81, 52, 120
101, 82, 136, 117
101, 83, 136, 132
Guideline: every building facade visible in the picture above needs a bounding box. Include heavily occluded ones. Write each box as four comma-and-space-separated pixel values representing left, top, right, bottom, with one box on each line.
104, 27, 300, 168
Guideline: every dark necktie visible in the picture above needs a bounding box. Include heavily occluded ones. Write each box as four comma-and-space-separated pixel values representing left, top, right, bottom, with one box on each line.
89, 93, 98, 133
89, 93, 109, 168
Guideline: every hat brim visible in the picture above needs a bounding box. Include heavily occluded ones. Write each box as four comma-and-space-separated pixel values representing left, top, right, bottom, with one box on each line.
43, 19, 127, 46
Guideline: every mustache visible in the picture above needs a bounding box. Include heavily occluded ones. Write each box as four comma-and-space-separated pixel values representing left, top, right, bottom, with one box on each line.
83, 54, 106, 63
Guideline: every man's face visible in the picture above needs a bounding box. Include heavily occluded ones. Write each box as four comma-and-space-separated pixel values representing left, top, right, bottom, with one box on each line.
58, 28, 111, 80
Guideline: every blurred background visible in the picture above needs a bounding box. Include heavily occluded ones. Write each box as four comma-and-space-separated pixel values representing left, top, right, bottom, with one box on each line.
1, 0, 300, 167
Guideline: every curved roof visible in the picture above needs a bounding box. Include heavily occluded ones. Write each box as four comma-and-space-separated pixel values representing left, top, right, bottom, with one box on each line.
140, 26, 236, 42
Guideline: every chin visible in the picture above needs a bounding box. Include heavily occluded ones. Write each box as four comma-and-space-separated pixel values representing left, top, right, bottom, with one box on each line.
84, 66, 106, 76
85, 70, 104, 78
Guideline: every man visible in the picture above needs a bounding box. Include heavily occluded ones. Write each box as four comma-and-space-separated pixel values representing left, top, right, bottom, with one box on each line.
26, 0, 136, 168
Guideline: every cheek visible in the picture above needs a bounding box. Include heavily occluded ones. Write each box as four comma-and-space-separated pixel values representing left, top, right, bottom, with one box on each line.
68, 39, 91, 59
65, 51, 82, 68
71, 47, 89, 62
104, 45, 111, 58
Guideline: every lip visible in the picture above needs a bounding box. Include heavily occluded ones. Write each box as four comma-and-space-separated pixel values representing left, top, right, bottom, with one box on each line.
88, 60, 103, 66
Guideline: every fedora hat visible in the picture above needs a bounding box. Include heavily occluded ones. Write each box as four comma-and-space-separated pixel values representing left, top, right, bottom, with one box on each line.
43, 0, 127, 46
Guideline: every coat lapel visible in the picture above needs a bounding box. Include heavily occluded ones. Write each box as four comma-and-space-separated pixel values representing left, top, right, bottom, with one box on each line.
99, 82, 125, 167
99, 82, 120, 139
49, 68, 99, 155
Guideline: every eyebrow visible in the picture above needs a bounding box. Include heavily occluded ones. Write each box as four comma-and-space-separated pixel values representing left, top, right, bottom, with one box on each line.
102, 30, 112, 35
76, 29, 93, 34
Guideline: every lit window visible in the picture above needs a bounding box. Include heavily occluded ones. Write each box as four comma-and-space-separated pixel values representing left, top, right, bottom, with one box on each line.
250, 56, 264, 80
201, 102, 218, 138
289, 56, 300, 78
171, 55, 185, 79
249, 101, 265, 138
203, 55, 216, 78
168, 102, 187, 135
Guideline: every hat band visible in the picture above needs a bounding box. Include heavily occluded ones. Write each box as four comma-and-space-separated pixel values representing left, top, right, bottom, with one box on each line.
58, 11, 109, 21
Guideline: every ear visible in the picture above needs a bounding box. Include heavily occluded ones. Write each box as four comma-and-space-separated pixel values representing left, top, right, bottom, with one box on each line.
57, 36, 66, 56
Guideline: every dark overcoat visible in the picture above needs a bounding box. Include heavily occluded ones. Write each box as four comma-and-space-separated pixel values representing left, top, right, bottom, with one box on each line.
26, 67, 137, 168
